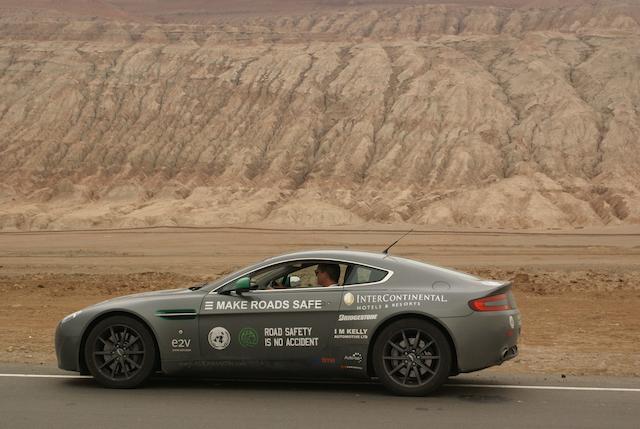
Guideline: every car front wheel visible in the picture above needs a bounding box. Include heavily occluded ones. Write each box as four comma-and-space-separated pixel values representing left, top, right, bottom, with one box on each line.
373, 318, 451, 396
84, 315, 157, 388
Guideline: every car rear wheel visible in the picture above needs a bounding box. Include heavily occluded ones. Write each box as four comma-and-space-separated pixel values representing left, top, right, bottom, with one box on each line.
373, 318, 451, 396
84, 315, 156, 388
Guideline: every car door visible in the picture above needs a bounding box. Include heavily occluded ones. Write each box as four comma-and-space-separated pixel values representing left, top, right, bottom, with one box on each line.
198, 261, 343, 376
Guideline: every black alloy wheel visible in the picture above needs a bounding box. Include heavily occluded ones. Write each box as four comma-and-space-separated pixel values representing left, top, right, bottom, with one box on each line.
373, 318, 451, 396
84, 315, 157, 388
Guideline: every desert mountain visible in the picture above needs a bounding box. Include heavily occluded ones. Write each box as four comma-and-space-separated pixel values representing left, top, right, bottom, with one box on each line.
0, 1, 639, 230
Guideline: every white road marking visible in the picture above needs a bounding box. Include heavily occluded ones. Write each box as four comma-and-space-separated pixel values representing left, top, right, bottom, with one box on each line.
445, 383, 640, 393
0, 373, 638, 392
0, 373, 91, 379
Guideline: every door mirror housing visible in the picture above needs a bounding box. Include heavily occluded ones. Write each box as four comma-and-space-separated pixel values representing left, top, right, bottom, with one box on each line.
219, 276, 253, 295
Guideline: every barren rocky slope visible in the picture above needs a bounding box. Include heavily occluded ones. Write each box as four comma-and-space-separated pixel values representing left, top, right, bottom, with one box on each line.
0, 1, 639, 230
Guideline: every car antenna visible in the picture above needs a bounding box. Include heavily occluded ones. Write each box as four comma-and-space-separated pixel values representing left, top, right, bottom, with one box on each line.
382, 229, 413, 255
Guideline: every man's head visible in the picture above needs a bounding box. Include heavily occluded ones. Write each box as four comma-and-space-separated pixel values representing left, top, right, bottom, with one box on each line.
315, 263, 340, 287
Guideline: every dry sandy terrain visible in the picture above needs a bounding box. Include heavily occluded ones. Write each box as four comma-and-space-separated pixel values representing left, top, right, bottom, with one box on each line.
0, 226, 638, 377
1, 0, 640, 230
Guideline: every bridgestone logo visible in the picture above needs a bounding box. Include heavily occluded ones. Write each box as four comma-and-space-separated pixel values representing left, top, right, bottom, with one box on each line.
338, 314, 378, 321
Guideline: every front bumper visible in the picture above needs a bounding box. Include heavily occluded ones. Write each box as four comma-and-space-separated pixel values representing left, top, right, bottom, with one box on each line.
55, 322, 82, 372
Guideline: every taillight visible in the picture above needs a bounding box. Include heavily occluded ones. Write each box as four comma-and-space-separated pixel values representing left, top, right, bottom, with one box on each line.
469, 293, 511, 312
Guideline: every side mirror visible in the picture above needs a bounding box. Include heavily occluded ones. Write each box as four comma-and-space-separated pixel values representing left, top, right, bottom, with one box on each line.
234, 277, 252, 292
219, 276, 252, 295
289, 275, 301, 288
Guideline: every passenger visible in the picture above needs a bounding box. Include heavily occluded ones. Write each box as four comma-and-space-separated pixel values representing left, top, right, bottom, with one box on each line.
315, 263, 340, 287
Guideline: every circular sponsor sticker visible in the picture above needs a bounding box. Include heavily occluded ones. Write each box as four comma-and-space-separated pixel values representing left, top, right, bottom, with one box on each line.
239, 327, 259, 348
343, 292, 355, 306
208, 327, 231, 350
508, 315, 515, 329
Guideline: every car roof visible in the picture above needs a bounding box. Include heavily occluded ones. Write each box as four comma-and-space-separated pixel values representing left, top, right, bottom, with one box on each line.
264, 249, 391, 265
263, 249, 479, 281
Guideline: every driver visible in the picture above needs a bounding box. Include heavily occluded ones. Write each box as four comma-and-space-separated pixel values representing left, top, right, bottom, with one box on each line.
315, 263, 340, 287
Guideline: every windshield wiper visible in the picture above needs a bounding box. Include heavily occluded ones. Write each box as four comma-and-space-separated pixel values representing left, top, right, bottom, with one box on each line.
189, 282, 207, 291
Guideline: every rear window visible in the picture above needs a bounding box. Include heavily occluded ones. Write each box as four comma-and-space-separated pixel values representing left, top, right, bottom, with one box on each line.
344, 265, 388, 285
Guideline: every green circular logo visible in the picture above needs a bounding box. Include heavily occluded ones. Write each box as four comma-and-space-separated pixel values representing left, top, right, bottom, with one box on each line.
239, 327, 259, 348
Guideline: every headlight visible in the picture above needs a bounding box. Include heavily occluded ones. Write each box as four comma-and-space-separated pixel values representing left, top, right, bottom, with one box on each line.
61, 311, 82, 324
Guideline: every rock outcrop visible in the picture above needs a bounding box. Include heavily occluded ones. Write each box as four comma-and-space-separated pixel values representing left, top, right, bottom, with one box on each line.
0, 1, 639, 230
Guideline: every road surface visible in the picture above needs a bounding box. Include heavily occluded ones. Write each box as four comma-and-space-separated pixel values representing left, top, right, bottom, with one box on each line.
0, 365, 638, 429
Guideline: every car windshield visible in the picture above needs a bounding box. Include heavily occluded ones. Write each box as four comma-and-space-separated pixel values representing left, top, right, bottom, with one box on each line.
203, 259, 269, 291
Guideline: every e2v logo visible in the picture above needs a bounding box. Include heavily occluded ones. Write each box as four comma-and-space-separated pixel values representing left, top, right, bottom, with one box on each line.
171, 338, 192, 351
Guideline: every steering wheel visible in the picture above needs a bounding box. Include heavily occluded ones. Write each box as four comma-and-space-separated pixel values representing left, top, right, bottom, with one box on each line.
268, 278, 287, 289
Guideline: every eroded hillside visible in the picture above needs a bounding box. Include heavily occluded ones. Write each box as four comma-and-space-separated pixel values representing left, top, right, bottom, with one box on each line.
0, 1, 639, 230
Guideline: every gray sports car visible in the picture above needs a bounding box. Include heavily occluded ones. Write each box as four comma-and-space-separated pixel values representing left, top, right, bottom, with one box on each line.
55, 250, 521, 396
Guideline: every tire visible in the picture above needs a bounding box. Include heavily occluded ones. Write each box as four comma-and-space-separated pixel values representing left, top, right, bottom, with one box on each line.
372, 318, 452, 396
84, 315, 157, 388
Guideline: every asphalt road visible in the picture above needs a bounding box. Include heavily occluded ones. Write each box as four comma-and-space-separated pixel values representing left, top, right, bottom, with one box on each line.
0, 366, 638, 429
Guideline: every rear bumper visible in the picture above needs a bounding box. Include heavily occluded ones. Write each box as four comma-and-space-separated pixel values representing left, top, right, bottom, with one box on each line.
55, 322, 81, 372
446, 309, 521, 373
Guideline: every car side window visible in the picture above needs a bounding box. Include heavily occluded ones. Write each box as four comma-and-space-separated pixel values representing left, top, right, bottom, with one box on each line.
285, 265, 317, 288
250, 263, 293, 289
343, 264, 388, 285
274, 262, 347, 289
244, 261, 347, 290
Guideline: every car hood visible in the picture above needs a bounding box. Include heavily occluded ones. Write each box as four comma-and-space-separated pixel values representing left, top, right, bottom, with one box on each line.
90, 288, 193, 307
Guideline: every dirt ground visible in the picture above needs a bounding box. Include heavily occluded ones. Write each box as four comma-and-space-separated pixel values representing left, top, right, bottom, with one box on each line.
0, 226, 638, 377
